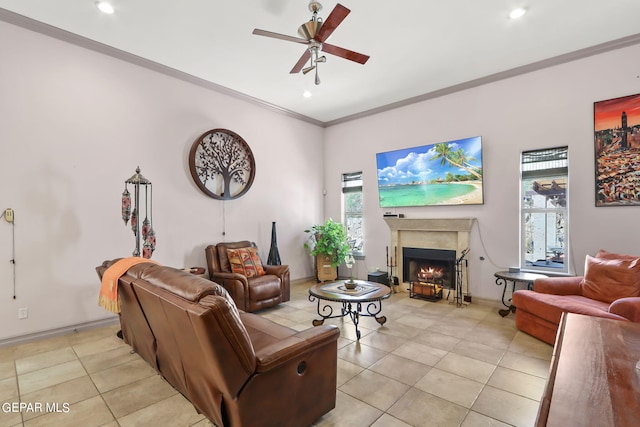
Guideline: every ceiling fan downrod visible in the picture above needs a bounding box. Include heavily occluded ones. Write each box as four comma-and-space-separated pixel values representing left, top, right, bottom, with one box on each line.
298, 2, 323, 40
308, 1, 323, 16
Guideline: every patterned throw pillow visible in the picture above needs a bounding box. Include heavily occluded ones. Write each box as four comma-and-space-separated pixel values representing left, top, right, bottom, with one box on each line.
226, 247, 266, 278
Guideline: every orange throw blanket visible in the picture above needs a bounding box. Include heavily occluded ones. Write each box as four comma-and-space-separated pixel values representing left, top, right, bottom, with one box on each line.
98, 257, 159, 314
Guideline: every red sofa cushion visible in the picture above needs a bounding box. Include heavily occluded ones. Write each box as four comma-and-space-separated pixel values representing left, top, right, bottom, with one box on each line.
596, 249, 640, 261
513, 290, 615, 325
580, 255, 640, 304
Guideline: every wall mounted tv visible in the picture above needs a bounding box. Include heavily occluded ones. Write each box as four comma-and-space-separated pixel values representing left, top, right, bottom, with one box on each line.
376, 136, 484, 207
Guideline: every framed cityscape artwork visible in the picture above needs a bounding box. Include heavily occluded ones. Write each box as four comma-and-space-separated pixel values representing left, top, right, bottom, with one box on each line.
594, 93, 640, 206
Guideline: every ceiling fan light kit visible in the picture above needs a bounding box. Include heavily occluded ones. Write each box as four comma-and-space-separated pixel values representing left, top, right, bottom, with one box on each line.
252, 1, 369, 85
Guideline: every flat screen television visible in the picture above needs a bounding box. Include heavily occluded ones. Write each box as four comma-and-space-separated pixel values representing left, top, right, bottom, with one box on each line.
376, 136, 484, 207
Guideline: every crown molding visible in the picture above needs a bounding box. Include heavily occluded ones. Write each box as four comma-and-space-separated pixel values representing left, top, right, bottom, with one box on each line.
3, 8, 640, 129
0, 8, 324, 127
325, 32, 640, 127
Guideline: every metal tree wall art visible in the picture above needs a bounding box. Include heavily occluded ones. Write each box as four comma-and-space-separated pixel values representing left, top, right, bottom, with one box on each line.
121, 166, 156, 258
189, 129, 256, 200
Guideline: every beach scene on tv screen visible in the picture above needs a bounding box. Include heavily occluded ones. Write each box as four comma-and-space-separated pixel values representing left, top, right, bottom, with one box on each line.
377, 136, 484, 207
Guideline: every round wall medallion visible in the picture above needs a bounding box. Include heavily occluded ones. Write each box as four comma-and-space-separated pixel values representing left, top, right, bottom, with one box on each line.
188, 129, 256, 200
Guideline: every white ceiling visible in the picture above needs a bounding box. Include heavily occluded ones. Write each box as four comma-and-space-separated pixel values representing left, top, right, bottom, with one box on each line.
2, 0, 640, 126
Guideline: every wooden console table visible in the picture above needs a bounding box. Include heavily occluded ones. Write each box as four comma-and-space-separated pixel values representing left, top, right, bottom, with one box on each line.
536, 313, 640, 426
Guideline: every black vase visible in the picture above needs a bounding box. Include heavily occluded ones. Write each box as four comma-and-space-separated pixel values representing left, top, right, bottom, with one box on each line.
267, 221, 281, 265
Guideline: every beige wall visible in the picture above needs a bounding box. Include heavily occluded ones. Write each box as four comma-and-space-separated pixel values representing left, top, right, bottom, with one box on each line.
2, 15, 640, 341
324, 43, 640, 300
0, 20, 325, 341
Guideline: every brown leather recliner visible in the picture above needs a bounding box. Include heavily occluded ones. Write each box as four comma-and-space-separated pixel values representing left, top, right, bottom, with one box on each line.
96, 260, 339, 427
205, 241, 290, 312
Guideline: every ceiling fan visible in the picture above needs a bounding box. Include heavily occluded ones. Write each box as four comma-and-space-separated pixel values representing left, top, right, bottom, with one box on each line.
252, 1, 370, 85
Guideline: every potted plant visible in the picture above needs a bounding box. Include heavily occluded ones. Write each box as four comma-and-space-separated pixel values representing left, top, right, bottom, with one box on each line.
304, 219, 350, 281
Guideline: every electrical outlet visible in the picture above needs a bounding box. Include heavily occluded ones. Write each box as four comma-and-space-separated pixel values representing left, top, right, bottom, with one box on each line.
18, 308, 28, 319
4, 208, 13, 223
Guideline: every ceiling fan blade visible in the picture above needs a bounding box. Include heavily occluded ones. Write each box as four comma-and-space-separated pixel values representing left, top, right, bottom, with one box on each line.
290, 50, 312, 74
252, 28, 308, 45
315, 3, 350, 42
321, 43, 369, 64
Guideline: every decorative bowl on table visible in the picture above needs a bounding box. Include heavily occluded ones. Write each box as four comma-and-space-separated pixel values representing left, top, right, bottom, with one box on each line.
344, 280, 357, 290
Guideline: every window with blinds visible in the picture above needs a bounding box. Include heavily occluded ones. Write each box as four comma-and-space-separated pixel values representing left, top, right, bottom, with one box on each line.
342, 172, 364, 257
520, 146, 568, 273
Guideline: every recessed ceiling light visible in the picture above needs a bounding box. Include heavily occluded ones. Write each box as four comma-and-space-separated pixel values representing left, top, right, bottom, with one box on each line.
303, 91, 312, 98
509, 7, 527, 19
96, 1, 115, 14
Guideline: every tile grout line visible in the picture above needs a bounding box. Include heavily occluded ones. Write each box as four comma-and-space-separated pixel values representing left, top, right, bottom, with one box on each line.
14, 357, 25, 427
71, 334, 122, 427
4, 280, 549, 427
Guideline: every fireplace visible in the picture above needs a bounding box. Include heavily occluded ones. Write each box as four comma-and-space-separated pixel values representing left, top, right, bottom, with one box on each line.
403, 248, 456, 288
384, 217, 474, 297
404, 247, 456, 301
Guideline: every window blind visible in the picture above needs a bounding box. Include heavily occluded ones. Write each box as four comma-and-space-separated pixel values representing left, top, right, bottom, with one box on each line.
521, 146, 568, 179
342, 172, 363, 193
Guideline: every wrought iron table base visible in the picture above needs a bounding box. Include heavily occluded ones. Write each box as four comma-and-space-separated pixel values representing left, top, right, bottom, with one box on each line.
309, 296, 387, 340
495, 276, 517, 317
498, 305, 516, 317
494, 271, 547, 317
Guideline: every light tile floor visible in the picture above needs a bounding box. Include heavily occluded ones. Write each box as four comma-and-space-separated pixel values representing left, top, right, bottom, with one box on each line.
0, 280, 553, 426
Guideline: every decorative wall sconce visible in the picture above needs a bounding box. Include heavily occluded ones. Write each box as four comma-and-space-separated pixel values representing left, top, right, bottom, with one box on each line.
121, 166, 156, 258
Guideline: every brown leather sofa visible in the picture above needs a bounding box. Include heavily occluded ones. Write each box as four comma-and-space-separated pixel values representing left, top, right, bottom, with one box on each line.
96, 260, 339, 427
205, 241, 290, 312
513, 250, 640, 345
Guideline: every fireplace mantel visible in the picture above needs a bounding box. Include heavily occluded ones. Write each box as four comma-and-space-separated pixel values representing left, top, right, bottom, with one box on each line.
384, 218, 475, 233
384, 217, 476, 294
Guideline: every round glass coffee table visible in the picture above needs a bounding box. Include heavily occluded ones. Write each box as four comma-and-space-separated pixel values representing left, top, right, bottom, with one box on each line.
308, 280, 391, 340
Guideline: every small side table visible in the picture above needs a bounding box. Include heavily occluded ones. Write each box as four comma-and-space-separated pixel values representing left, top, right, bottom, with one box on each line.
494, 271, 547, 317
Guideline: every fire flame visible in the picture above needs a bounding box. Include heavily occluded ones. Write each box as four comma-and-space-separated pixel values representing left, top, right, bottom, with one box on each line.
417, 265, 444, 280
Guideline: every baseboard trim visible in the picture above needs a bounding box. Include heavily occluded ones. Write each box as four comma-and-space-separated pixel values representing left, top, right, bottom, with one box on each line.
0, 317, 120, 348
467, 296, 505, 309
291, 276, 315, 286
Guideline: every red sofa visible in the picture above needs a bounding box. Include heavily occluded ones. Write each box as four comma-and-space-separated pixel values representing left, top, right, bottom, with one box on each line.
513, 250, 640, 345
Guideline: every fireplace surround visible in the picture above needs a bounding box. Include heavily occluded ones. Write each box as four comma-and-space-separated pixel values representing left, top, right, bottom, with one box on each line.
384, 218, 475, 296
403, 247, 456, 288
